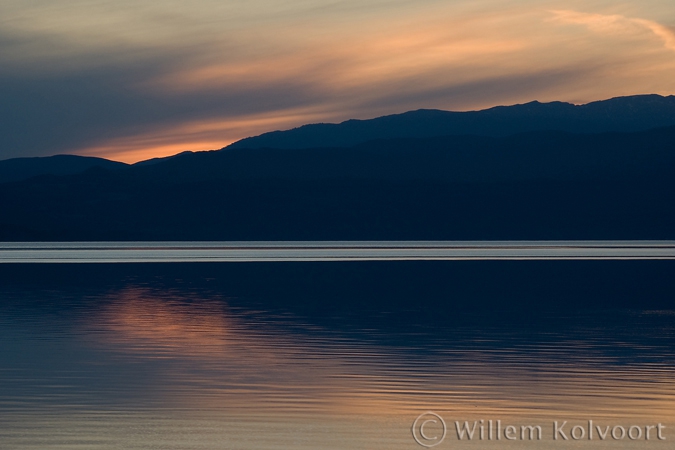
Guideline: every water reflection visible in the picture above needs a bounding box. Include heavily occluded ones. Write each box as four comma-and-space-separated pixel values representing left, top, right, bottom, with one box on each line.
0, 262, 674, 449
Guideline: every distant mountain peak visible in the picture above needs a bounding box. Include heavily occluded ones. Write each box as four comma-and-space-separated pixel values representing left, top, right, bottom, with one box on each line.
0, 154, 127, 184
227, 94, 675, 150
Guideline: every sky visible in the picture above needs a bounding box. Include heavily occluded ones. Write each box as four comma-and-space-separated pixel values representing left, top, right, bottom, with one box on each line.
1, 0, 674, 162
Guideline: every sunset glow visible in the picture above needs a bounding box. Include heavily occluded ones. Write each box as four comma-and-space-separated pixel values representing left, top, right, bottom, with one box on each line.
2, 0, 674, 161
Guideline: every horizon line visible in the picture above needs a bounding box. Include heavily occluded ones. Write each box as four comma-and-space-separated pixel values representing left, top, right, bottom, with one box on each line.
3, 93, 674, 165
2, 241, 675, 263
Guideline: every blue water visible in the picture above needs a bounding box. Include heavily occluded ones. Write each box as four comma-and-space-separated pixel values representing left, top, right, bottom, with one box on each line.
1, 260, 674, 449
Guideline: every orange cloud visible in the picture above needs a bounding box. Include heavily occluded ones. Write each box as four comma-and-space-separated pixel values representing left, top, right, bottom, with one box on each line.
551, 10, 675, 52
635, 18, 675, 51
153, 12, 529, 95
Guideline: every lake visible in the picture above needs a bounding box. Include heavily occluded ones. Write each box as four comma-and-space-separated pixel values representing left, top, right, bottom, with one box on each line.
1, 244, 674, 449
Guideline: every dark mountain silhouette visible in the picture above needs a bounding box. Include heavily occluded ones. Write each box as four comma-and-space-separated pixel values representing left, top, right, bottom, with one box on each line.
0, 154, 127, 184
2, 94, 674, 185
0, 152, 196, 184
229, 94, 675, 150
146, 127, 675, 183
131, 151, 194, 167
1, 125, 674, 241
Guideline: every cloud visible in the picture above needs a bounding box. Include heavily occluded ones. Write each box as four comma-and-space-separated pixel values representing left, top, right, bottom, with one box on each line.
550, 10, 675, 52
635, 19, 675, 51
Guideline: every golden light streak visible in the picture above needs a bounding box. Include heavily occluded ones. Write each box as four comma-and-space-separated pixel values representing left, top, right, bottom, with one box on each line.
79, 106, 341, 163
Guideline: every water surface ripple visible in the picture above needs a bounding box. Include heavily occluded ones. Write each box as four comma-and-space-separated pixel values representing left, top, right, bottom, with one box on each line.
0, 261, 673, 449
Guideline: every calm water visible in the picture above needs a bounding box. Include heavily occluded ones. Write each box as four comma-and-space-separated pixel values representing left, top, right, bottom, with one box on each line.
1, 260, 674, 449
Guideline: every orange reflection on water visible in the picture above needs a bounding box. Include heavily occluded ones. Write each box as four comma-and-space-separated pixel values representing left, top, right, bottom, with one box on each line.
83, 287, 675, 422
91, 289, 236, 358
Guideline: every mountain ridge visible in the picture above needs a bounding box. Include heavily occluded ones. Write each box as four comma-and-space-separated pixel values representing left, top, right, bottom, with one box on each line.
0, 154, 128, 185
1, 124, 674, 241
227, 94, 675, 150
2, 94, 675, 185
